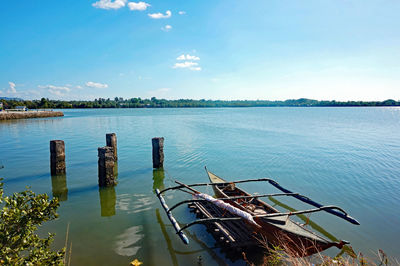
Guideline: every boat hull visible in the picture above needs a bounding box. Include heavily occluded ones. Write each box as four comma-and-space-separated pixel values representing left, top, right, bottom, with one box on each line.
206, 169, 342, 257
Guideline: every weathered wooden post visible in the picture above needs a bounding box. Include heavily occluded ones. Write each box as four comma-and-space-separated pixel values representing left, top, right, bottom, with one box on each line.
152, 137, 164, 168
98, 146, 117, 187
106, 133, 117, 161
50, 140, 66, 175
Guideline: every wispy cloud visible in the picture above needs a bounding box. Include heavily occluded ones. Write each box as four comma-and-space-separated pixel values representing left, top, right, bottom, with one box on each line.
161, 25, 172, 32
178, 11, 186, 15
38, 85, 71, 92
154, 88, 170, 93
86, 81, 109, 88
173, 61, 201, 71
176, 54, 200, 61
147, 87, 171, 97
173, 61, 198, 68
148, 10, 171, 19
48, 89, 65, 97
38, 84, 71, 97
7, 82, 17, 93
92, 0, 127, 10
128, 1, 150, 11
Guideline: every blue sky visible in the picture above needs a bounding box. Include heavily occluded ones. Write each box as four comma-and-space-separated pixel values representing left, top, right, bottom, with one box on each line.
0, 0, 399, 101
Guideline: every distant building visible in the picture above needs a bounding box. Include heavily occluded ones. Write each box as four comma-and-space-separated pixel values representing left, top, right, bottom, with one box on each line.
15, 106, 27, 111
0, 102, 3, 110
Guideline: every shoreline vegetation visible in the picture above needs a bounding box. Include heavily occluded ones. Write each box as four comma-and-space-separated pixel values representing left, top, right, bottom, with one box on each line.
1, 97, 400, 109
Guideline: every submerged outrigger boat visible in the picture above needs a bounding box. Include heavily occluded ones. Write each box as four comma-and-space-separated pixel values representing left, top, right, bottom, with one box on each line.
155, 167, 359, 257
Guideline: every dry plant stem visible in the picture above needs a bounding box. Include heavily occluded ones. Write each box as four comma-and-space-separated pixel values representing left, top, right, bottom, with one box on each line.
64, 222, 70, 264
68, 242, 72, 266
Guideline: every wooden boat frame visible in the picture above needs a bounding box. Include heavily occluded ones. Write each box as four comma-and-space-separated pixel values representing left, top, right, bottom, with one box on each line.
155, 166, 359, 250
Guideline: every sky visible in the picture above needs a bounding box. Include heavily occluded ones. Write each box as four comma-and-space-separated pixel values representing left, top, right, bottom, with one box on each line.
0, 0, 399, 101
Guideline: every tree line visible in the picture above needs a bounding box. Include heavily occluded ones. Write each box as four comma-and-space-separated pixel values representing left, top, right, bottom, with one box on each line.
1, 97, 400, 109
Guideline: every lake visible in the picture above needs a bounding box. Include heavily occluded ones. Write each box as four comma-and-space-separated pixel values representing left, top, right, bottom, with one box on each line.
1, 107, 400, 265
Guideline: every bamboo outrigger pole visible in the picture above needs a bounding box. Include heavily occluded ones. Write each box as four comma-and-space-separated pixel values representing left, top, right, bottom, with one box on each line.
265, 180, 360, 225
155, 188, 190, 245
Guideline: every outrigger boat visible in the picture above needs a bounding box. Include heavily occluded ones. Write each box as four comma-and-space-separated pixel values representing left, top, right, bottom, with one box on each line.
155, 167, 359, 257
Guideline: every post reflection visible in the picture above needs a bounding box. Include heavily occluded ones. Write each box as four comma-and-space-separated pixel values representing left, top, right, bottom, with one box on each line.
152, 169, 165, 193
51, 174, 68, 201
99, 186, 116, 217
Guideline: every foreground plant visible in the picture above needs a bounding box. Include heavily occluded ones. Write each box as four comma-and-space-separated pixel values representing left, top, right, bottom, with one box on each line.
243, 232, 398, 266
0, 179, 65, 265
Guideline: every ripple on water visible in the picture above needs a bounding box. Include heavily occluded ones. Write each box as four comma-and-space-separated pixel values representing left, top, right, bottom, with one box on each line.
2, 107, 400, 262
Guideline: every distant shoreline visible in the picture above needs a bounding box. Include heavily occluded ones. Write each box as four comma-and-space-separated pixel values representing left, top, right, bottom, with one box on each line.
1, 98, 399, 109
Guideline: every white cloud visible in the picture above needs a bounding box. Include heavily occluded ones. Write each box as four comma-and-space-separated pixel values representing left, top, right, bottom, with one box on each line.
173, 61, 198, 68
38, 85, 71, 92
48, 89, 66, 97
176, 54, 200, 61
186, 55, 200, 60
7, 82, 17, 93
161, 25, 172, 32
0, 90, 3, 95
38, 85, 71, 96
174, 53, 202, 71
92, 0, 127, 10
178, 11, 186, 15
173, 61, 201, 71
128, 1, 150, 11
86, 81, 109, 88
148, 10, 171, 19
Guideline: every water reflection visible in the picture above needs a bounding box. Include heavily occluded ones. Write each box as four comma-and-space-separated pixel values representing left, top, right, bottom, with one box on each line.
155, 208, 231, 265
155, 208, 178, 266
114, 225, 144, 256
116, 193, 153, 214
99, 186, 116, 217
51, 174, 68, 201
152, 169, 165, 193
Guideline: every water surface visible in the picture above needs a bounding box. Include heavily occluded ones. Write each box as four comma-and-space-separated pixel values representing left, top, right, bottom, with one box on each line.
1, 107, 399, 265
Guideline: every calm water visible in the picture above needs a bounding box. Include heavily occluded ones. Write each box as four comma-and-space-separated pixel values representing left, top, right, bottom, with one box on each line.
1, 108, 400, 265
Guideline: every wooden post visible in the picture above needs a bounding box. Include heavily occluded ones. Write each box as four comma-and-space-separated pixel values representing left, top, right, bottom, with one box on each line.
98, 146, 117, 187
50, 140, 66, 175
152, 137, 164, 168
106, 133, 117, 161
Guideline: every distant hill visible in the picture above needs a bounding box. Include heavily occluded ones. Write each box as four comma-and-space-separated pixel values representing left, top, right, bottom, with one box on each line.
0, 97, 23, 101
1, 97, 399, 109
